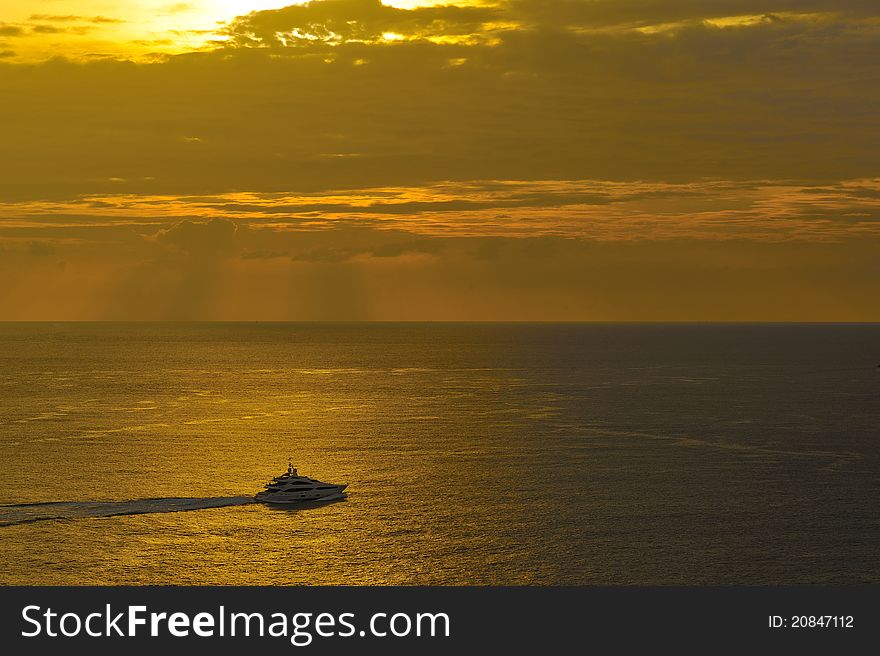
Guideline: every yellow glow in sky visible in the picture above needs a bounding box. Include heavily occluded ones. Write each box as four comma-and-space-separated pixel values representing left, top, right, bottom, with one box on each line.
0, 0, 467, 60
1, 1, 298, 60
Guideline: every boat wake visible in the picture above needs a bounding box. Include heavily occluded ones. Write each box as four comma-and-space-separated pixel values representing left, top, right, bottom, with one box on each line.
0, 496, 256, 527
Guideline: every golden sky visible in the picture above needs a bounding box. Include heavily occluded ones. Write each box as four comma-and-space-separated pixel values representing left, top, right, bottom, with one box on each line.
1, 0, 879, 319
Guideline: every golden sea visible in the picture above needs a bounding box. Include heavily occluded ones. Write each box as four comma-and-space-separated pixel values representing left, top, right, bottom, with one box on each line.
1, 323, 878, 584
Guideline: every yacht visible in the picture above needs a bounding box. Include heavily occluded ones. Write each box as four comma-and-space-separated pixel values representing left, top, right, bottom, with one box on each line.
255, 463, 348, 505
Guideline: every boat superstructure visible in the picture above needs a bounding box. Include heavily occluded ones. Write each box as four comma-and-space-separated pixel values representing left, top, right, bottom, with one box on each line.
255, 463, 348, 504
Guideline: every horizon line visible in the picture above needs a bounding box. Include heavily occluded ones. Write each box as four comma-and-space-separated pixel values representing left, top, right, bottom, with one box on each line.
1, 320, 879, 325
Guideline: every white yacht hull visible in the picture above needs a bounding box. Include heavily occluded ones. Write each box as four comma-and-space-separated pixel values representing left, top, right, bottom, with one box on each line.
257, 491, 347, 505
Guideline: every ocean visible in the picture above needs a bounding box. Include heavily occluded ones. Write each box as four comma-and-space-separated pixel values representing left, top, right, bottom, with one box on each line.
0, 322, 877, 584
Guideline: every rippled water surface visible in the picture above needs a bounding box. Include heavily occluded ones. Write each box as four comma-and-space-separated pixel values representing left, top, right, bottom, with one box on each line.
1, 323, 878, 584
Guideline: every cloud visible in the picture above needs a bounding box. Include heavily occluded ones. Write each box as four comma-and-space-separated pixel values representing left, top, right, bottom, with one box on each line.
0, 24, 23, 37
4, 178, 880, 244
505, 0, 880, 29
1, 2, 878, 203
26, 240, 57, 257
370, 239, 443, 258
241, 249, 289, 260
2, 226, 879, 320
291, 246, 358, 262
30, 24, 97, 36
31, 25, 64, 34
154, 218, 239, 255
162, 3, 196, 15
28, 15, 125, 24
222, 0, 501, 46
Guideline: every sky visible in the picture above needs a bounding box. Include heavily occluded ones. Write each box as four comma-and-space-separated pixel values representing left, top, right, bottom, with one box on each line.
1, 0, 878, 320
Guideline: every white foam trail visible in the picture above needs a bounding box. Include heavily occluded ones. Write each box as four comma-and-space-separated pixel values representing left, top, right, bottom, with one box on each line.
0, 496, 256, 527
